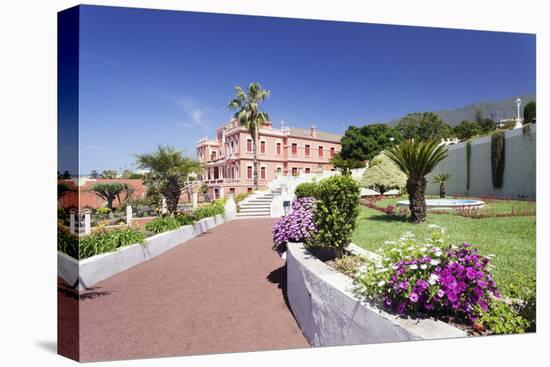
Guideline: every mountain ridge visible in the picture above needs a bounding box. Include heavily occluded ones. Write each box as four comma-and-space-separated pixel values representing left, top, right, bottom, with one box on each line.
385, 94, 536, 127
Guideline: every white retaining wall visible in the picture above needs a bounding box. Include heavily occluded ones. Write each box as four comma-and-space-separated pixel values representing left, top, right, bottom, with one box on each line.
286, 242, 466, 347
58, 211, 235, 290
427, 126, 536, 199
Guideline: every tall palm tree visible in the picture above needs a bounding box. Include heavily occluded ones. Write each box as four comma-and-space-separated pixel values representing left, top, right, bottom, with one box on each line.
385, 140, 448, 223
228, 82, 270, 190
135, 145, 202, 214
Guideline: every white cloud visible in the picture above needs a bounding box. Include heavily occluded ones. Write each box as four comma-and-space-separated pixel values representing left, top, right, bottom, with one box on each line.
176, 97, 212, 130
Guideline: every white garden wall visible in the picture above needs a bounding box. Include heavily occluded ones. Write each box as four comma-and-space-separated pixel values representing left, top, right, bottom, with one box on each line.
427, 125, 536, 199
286, 243, 466, 347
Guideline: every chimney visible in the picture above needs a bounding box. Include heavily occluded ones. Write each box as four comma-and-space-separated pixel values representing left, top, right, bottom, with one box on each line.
310, 125, 317, 139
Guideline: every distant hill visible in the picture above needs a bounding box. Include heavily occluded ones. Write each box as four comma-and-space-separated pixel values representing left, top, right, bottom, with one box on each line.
386, 94, 536, 127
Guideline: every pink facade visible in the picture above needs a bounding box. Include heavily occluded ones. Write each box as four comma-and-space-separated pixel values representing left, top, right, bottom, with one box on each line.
196, 120, 342, 198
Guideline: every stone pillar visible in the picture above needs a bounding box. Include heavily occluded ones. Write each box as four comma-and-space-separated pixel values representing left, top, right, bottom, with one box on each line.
219, 187, 225, 198
82, 209, 91, 235
126, 204, 133, 226
192, 192, 198, 209
161, 197, 168, 214
224, 194, 236, 219
69, 209, 77, 235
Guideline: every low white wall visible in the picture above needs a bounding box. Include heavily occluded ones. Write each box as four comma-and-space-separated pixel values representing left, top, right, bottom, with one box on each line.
286, 242, 466, 347
58, 211, 235, 290
427, 126, 536, 199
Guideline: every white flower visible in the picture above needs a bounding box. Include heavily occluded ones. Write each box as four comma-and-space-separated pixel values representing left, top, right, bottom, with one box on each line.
377, 280, 386, 287
420, 264, 428, 270
430, 259, 441, 266
409, 264, 418, 270
429, 274, 439, 285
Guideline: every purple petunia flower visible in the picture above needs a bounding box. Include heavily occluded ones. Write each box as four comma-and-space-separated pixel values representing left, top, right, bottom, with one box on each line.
409, 292, 419, 303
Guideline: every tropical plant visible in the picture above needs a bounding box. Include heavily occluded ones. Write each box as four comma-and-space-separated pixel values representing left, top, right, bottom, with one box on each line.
89, 170, 99, 179
228, 82, 270, 190
361, 153, 407, 195
144, 215, 181, 234
100, 169, 118, 179
432, 173, 451, 198
79, 227, 145, 259
312, 175, 360, 257
88, 182, 129, 211
194, 200, 225, 220
330, 152, 365, 175
385, 140, 448, 223
57, 222, 79, 259
135, 145, 202, 213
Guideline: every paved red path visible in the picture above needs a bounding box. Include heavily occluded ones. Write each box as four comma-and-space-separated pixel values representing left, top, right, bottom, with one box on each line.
59, 218, 308, 362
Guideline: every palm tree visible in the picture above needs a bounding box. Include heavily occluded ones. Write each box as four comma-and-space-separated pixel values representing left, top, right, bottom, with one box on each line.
432, 173, 451, 198
228, 82, 270, 190
385, 140, 448, 223
135, 145, 202, 214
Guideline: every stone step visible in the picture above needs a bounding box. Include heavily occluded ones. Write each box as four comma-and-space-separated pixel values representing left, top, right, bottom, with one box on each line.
239, 207, 271, 213
235, 211, 271, 218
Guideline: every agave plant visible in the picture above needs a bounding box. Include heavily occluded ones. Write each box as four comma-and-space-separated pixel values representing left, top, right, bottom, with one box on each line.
433, 173, 451, 198
385, 140, 448, 223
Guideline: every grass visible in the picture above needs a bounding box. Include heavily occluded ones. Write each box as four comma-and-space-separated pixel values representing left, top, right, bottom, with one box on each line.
352, 195, 536, 297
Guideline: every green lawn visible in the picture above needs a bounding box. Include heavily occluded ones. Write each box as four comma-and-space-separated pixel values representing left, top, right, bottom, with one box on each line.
352, 196, 536, 297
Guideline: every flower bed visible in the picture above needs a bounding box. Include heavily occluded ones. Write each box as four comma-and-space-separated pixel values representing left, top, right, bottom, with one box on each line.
354, 230, 531, 334
286, 241, 466, 347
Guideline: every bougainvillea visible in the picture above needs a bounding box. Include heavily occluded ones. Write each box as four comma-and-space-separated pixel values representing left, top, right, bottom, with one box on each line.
356, 229, 500, 323
272, 197, 317, 253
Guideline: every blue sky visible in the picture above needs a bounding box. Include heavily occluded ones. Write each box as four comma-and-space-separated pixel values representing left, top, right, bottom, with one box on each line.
76, 5, 535, 174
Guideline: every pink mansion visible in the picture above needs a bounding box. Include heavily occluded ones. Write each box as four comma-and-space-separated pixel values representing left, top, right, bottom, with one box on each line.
196, 119, 342, 198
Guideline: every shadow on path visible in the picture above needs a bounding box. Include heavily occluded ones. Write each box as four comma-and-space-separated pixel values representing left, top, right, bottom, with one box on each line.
267, 264, 292, 312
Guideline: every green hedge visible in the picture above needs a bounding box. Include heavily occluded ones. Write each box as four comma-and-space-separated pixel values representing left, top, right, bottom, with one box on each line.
295, 182, 319, 198
311, 175, 360, 256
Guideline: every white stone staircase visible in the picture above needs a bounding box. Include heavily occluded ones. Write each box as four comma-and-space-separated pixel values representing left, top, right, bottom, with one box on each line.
236, 187, 282, 219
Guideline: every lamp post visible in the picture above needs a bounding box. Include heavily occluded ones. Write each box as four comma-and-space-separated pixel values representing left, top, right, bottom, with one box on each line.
514, 97, 523, 129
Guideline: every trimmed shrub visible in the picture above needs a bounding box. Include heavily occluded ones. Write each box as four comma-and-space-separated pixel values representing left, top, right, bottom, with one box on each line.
361, 153, 406, 195
491, 132, 505, 188
294, 182, 319, 198
311, 175, 360, 256
144, 215, 181, 234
